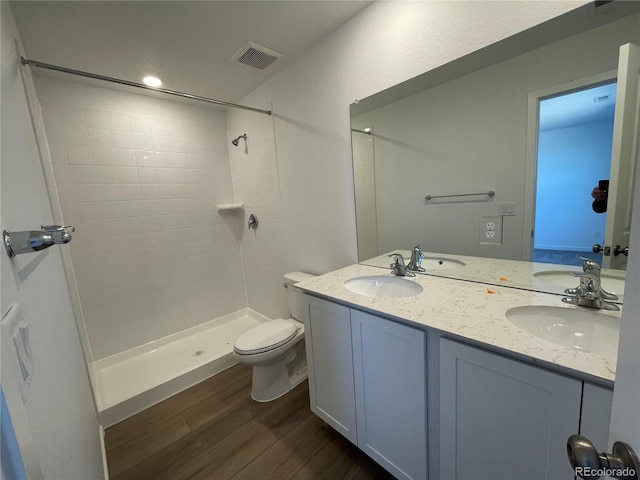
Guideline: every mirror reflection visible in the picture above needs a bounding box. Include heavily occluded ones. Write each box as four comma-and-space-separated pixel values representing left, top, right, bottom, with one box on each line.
350, 4, 640, 301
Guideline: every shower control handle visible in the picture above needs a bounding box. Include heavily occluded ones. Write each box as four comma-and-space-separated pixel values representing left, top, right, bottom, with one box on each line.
248, 214, 258, 230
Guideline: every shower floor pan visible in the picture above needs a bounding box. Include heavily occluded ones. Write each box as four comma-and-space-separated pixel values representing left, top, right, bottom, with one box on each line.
91, 308, 269, 427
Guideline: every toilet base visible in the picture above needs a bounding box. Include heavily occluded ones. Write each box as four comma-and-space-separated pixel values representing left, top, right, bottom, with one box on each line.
250, 342, 308, 402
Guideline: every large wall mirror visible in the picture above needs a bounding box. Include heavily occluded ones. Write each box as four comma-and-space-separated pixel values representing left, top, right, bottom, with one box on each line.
350, 2, 640, 301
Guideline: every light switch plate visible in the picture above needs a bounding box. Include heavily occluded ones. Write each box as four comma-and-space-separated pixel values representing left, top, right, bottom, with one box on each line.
499, 202, 516, 216
1, 304, 34, 403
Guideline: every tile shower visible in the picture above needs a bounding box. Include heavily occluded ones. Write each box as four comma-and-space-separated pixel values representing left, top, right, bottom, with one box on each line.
34, 76, 287, 425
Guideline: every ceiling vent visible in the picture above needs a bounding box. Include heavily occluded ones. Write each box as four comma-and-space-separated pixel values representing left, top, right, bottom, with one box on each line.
231, 41, 282, 70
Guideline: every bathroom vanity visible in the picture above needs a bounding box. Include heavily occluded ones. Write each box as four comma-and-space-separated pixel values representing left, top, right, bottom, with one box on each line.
298, 264, 618, 480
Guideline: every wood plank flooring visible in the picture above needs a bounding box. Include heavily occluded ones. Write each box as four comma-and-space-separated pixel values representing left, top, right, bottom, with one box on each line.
105, 364, 395, 480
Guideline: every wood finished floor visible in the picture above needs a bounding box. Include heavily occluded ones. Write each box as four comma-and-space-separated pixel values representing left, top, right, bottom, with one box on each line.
105, 364, 395, 480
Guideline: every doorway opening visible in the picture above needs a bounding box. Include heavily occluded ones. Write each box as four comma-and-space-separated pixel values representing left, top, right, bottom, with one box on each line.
533, 81, 617, 266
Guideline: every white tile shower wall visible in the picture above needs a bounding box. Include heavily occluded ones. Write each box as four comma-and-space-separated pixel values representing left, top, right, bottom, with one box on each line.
34, 77, 247, 360
226, 109, 290, 320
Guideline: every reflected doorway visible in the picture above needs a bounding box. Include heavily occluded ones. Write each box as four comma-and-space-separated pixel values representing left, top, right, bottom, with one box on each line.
533, 82, 617, 266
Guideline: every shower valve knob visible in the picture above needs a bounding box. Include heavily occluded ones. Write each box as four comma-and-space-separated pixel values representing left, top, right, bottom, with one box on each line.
248, 214, 258, 230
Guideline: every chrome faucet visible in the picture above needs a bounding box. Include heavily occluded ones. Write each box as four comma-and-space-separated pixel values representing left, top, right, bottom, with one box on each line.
407, 245, 425, 272
389, 253, 415, 277
562, 258, 619, 311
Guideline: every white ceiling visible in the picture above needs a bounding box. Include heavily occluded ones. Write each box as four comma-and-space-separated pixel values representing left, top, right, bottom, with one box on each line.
10, 1, 371, 105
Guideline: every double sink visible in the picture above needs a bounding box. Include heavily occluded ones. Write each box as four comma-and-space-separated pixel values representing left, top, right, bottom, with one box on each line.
343, 272, 621, 358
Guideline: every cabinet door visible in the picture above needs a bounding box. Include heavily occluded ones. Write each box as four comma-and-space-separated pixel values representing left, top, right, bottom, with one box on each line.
303, 294, 357, 444
439, 338, 582, 480
351, 310, 427, 480
580, 383, 613, 450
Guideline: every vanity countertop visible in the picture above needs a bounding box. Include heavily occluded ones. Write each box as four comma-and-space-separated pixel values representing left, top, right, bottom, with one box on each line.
362, 250, 626, 299
297, 263, 621, 384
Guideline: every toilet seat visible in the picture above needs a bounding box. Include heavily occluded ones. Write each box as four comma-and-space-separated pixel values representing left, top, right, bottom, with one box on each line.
234, 319, 298, 355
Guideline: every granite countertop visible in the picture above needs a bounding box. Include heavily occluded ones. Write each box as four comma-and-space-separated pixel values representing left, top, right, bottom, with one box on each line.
297, 263, 621, 385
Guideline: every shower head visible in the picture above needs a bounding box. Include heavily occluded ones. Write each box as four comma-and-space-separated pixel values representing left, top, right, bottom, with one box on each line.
231, 134, 247, 146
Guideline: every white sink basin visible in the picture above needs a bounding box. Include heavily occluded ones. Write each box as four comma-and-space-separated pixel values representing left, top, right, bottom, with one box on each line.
533, 271, 625, 301
506, 305, 619, 358
344, 275, 423, 298
421, 256, 466, 270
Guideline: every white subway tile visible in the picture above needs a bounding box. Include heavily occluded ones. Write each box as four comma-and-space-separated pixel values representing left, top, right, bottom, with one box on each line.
84, 109, 110, 129
152, 135, 171, 151
99, 184, 123, 201
114, 149, 136, 166
154, 151, 173, 168
69, 165, 97, 184
169, 136, 187, 153
63, 125, 90, 145
120, 184, 144, 200
135, 150, 155, 167
172, 152, 188, 167
117, 166, 140, 184
49, 144, 68, 164
111, 130, 134, 149
94, 165, 119, 184
109, 112, 131, 131
132, 133, 151, 150
74, 184, 101, 202
130, 115, 150, 134
44, 123, 65, 144
91, 146, 116, 165
57, 187, 76, 204
58, 105, 86, 126
88, 128, 113, 147
67, 145, 93, 165
138, 167, 158, 184
166, 121, 184, 137
149, 118, 169, 135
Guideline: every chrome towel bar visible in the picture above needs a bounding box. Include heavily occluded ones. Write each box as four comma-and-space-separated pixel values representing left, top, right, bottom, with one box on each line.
425, 190, 495, 200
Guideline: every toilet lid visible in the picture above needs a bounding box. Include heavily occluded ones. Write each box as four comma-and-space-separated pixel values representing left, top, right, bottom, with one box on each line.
234, 319, 298, 354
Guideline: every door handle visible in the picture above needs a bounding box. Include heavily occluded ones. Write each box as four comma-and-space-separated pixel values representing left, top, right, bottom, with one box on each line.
592, 244, 612, 256
613, 245, 629, 257
567, 434, 639, 479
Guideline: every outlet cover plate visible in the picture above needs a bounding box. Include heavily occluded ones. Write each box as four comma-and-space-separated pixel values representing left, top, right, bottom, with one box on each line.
480, 216, 502, 245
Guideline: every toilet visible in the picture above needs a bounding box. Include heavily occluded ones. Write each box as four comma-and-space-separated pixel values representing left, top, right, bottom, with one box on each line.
233, 271, 316, 402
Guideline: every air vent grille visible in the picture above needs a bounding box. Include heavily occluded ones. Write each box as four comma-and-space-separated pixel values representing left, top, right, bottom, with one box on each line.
231, 42, 282, 70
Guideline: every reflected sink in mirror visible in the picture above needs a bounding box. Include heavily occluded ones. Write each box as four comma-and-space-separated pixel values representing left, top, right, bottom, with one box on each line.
344, 275, 423, 298
421, 256, 466, 270
533, 271, 625, 301
506, 305, 619, 358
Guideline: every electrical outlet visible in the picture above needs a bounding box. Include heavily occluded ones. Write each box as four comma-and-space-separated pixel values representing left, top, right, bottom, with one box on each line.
480, 216, 502, 245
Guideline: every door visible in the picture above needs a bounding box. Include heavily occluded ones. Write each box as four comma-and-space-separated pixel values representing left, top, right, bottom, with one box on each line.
602, 43, 639, 268
524, 43, 640, 268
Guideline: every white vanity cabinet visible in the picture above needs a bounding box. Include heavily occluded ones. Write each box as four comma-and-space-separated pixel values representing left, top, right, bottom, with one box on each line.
303, 294, 427, 480
439, 338, 583, 480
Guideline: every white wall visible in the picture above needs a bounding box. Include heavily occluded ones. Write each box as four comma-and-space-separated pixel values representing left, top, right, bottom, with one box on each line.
237, 0, 591, 274
226, 107, 290, 320
535, 120, 613, 251
1, 3, 104, 478
33, 78, 247, 360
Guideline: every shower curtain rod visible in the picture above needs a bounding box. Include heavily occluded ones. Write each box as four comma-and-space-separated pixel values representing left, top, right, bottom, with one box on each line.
21, 57, 272, 116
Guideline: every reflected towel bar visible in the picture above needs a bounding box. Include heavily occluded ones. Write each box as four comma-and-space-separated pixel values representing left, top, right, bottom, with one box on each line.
425, 190, 495, 200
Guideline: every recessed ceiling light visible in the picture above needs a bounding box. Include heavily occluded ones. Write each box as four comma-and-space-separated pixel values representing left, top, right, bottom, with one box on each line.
143, 76, 162, 88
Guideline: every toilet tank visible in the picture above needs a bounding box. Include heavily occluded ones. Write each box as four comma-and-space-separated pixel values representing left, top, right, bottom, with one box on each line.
284, 271, 316, 321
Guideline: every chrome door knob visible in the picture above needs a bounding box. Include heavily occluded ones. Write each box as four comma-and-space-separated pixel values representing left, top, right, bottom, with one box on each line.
567, 434, 639, 480
613, 245, 629, 257
592, 244, 611, 256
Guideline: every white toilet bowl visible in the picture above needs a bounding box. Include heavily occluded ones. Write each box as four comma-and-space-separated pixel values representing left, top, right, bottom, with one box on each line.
233, 272, 315, 402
